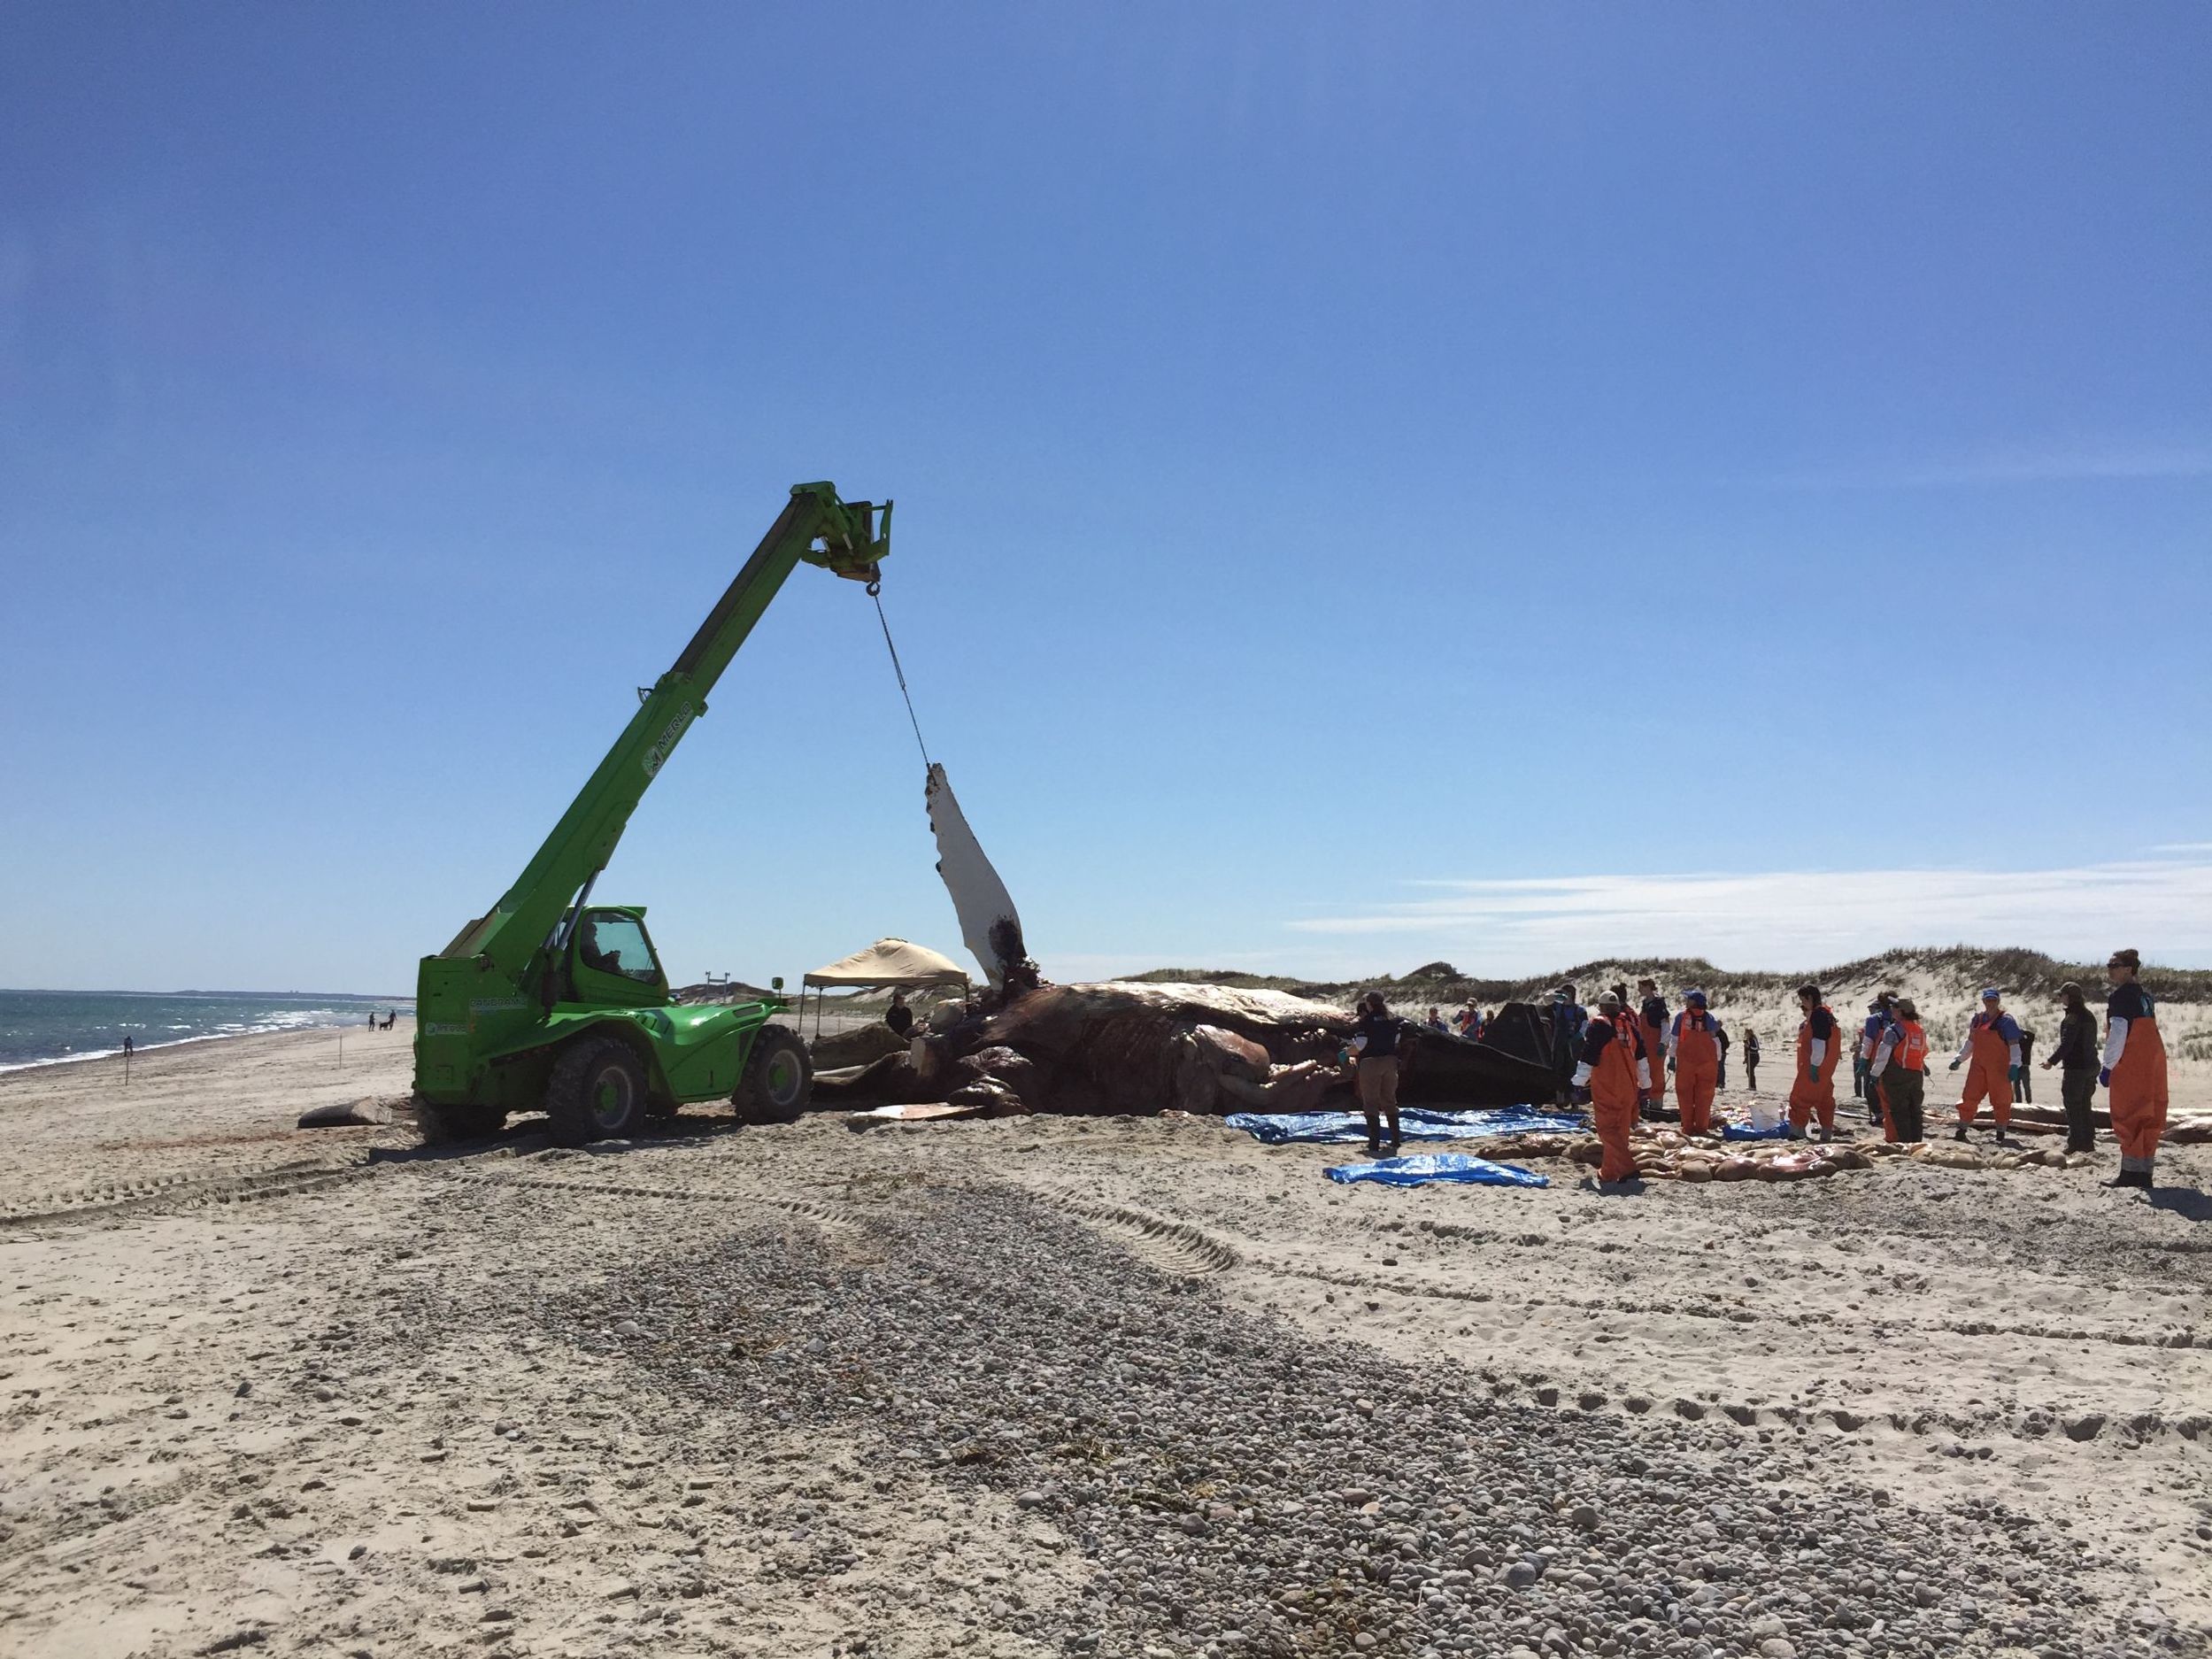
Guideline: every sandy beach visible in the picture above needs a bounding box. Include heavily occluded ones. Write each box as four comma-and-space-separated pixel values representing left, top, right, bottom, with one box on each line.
2, 1024, 2208, 1658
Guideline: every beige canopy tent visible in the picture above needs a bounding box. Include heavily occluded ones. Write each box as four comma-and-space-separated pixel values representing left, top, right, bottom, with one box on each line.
798, 938, 969, 1039
804, 938, 970, 989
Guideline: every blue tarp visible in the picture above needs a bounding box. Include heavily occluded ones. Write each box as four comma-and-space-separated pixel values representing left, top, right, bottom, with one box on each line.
1323, 1152, 1551, 1189
1224, 1106, 1580, 1146
1720, 1123, 1792, 1141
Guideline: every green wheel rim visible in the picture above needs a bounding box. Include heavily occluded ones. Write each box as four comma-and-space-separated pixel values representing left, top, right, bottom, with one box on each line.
590, 1064, 636, 1130
764, 1050, 802, 1109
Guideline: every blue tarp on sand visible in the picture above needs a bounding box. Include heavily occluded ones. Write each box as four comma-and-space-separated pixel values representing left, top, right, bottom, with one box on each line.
1720, 1123, 1792, 1141
1323, 1152, 1551, 1189
1224, 1106, 1580, 1146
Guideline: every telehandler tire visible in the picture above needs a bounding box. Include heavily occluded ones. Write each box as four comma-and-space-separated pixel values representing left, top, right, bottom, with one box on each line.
736, 1024, 812, 1125
414, 1097, 508, 1146
546, 1037, 650, 1146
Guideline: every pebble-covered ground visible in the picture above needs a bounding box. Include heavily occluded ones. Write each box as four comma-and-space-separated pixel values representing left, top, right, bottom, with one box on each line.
520, 1185, 2192, 1659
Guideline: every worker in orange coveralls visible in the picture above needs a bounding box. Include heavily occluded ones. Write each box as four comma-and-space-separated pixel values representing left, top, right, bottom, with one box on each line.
1788, 984, 1843, 1141
1867, 996, 1931, 1143
1571, 991, 1651, 1186
1668, 990, 1722, 1136
1946, 986, 2023, 1145
1635, 978, 1669, 1116
2101, 947, 2169, 1190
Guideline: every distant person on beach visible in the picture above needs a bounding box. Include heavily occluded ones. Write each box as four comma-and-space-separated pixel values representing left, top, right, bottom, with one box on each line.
1548, 984, 1587, 1107
2101, 947, 2168, 1190
2043, 983, 2100, 1154
1425, 1006, 1448, 1031
1571, 991, 1649, 1186
1856, 991, 1897, 1112
1851, 999, 1877, 1100
1946, 987, 2023, 1145
1636, 978, 1669, 1116
1714, 1020, 1730, 1089
1350, 991, 1406, 1157
884, 990, 914, 1038
1667, 990, 1721, 1136
1867, 996, 1930, 1143
1743, 1030, 1761, 1091
2015, 1024, 2036, 1102
385, 1010, 396, 1030
1788, 985, 1842, 1140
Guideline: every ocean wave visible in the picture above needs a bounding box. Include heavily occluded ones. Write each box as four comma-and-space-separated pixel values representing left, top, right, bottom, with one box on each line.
0, 1007, 412, 1074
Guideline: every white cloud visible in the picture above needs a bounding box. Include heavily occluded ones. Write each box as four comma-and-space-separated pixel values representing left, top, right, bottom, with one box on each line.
1761, 439, 2212, 490
1284, 858, 2212, 974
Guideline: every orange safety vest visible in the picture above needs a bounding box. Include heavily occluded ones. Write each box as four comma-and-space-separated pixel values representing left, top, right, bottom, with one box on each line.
1891, 1019, 1927, 1072
1798, 1006, 1840, 1082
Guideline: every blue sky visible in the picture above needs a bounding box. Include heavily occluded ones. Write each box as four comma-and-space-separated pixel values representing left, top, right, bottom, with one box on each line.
4, 3, 2208, 993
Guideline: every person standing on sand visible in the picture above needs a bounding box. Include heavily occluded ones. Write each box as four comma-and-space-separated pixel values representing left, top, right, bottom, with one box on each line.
2015, 1024, 2036, 1103
1743, 1030, 1761, 1091
1868, 997, 1930, 1143
1350, 992, 1406, 1158
1858, 991, 1898, 1123
1668, 990, 1721, 1136
1946, 987, 2023, 1145
1714, 1019, 1730, 1089
1548, 984, 1587, 1107
1636, 978, 1669, 1117
1571, 991, 1649, 1186
1788, 984, 1843, 1141
2043, 982, 2100, 1155
1854, 994, 1894, 1103
2101, 948, 2168, 1190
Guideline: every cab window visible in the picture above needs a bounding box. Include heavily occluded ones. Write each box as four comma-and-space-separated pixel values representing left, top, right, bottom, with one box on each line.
575, 913, 660, 984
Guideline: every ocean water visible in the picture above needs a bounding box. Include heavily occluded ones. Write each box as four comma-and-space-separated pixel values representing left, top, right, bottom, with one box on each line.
0, 989, 412, 1072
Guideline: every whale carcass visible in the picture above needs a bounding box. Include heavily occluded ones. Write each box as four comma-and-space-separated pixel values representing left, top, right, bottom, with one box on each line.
817, 981, 1561, 1117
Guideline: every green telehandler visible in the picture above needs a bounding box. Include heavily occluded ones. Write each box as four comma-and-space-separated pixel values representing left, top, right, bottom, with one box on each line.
412, 482, 890, 1145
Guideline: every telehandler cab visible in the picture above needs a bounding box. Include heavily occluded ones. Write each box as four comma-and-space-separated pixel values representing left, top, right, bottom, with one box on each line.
412, 482, 889, 1144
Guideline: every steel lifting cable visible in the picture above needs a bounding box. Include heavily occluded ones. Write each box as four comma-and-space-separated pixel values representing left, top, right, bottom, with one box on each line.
869, 581, 932, 768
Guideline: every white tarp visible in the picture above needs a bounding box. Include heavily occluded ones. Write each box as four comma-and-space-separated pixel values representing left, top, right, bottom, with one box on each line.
926, 763, 1026, 990
803, 937, 970, 989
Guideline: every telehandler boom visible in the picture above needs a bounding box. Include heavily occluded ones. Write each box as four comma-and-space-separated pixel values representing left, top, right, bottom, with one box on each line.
412, 482, 890, 1144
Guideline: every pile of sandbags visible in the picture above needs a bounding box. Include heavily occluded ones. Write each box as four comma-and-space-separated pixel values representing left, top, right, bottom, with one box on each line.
1438, 1125, 2091, 1184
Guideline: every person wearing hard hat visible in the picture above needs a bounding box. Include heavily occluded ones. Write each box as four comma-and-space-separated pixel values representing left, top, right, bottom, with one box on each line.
1571, 990, 1650, 1186
2101, 948, 2168, 1189
1788, 984, 1844, 1140
1947, 987, 2023, 1144
1867, 996, 1931, 1142
1668, 990, 1722, 1136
